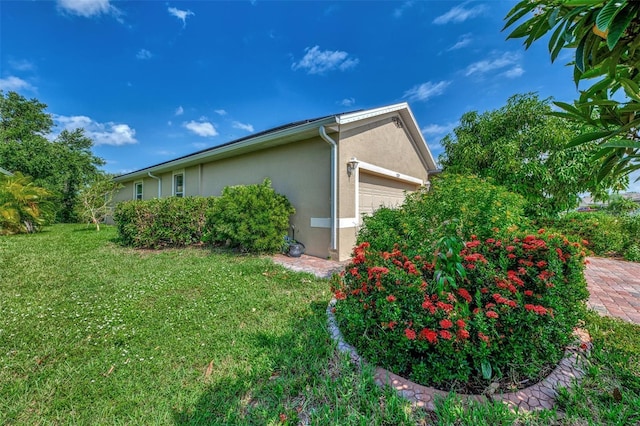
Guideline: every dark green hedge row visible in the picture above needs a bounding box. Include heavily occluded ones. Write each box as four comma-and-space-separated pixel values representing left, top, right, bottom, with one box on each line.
113, 179, 294, 253
114, 196, 215, 249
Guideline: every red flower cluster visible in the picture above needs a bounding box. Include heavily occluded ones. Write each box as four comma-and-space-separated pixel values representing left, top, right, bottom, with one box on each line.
439, 319, 453, 329
524, 304, 548, 315
457, 288, 472, 302
419, 328, 437, 343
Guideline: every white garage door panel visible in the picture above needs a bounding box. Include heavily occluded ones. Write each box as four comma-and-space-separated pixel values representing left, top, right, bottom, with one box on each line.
359, 172, 418, 217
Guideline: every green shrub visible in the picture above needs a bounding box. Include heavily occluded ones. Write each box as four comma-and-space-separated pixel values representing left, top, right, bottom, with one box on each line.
331, 229, 588, 390
621, 214, 640, 261
113, 196, 215, 248
538, 212, 626, 256
605, 194, 639, 215
204, 179, 295, 253
357, 207, 404, 253
0, 172, 54, 235
357, 174, 530, 256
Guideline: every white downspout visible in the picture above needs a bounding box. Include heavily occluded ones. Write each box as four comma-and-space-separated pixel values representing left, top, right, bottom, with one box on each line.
319, 126, 337, 252
148, 172, 161, 198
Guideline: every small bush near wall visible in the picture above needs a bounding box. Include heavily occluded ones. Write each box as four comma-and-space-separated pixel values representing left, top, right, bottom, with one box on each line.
332, 229, 588, 392
204, 179, 295, 253
114, 197, 215, 248
358, 174, 530, 256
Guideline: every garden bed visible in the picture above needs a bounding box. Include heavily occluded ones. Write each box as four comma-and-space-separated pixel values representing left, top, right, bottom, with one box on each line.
327, 298, 592, 411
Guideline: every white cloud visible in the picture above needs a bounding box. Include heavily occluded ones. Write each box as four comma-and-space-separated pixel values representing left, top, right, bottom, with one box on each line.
9, 59, 34, 71
53, 114, 138, 146
433, 3, 486, 25
292, 46, 359, 75
393, 1, 414, 18
403, 81, 450, 102
0, 76, 35, 92
168, 6, 194, 27
421, 122, 457, 137
136, 49, 152, 60
57, 0, 119, 18
448, 33, 473, 51
214, 109, 227, 116
175, 106, 184, 116
503, 65, 525, 78
232, 121, 254, 133
340, 97, 355, 107
184, 120, 218, 137
192, 142, 210, 149
465, 52, 522, 77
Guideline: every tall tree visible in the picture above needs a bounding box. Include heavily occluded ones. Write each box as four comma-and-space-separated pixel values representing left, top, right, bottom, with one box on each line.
53, 129, 105, 222
439, 93, 626, 216
0, 91, 105, 222
504, 1, 640, 186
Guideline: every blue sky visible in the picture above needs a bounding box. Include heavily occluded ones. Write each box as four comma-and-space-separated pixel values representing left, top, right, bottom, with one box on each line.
4, 0, 634, 190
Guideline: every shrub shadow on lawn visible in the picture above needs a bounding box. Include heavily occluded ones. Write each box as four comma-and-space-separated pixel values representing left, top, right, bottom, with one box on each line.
171, 301, 335, 425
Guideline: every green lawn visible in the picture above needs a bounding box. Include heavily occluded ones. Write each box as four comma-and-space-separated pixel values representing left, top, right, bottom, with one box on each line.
1, 225, 638, 425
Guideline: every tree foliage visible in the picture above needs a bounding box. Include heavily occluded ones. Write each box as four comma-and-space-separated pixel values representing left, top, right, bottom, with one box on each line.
504, 0, 640, 185
0, 172, 54, 234
0, 91, 105, 222
76, 175, 123, 231
439, 93, 626, 216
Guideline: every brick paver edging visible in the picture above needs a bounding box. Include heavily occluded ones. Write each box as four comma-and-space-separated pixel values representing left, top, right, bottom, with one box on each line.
327, 298, 592, 412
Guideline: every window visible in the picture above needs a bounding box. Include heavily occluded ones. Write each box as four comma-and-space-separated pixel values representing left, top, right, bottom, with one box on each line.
173, 173, 184, 197
134, 181, 143, 200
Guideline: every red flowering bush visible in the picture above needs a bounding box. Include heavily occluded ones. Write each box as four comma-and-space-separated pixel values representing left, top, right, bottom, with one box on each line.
331, 229, 589, 392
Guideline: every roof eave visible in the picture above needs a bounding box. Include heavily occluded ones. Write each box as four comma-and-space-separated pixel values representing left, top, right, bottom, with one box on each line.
114, 116, 338, 182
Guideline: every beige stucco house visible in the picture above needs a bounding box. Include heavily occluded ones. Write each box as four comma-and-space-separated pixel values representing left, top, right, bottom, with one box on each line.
113, 102, 438, 261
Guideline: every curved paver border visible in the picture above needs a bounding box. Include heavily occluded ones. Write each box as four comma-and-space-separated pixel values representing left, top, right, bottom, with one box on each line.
327, 298, 592, 412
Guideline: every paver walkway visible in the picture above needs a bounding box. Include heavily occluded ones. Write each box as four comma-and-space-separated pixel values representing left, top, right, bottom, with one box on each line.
584, 256, 640, 324
272, 254, 640, 325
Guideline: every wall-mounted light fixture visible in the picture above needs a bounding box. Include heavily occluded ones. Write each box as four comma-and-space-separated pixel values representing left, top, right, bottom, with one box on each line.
346, 158, 359, 177
392, 116, 403, 128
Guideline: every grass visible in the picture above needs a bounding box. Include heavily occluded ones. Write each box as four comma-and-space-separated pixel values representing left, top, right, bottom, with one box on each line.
1, 224, 638, 425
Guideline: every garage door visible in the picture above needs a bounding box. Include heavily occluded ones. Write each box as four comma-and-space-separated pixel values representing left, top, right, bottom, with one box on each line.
359, 172, 419, 217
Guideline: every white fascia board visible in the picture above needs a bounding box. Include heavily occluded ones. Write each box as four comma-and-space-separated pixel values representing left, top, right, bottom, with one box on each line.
337, 102, 409, 125
355, 159, 423, 185
114, 117, 338, 182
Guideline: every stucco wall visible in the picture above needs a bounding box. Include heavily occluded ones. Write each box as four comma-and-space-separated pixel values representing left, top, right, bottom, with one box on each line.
335, 114, 430, 260
114, 137, 333, 258
198, 137, 331, 258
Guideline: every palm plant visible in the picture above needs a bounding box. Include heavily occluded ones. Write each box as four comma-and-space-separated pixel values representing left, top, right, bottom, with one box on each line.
0, 172, 53, 234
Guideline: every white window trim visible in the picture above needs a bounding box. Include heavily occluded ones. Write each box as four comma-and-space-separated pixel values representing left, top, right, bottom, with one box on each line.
172, 170, 185, 197
134, 181, 143, 200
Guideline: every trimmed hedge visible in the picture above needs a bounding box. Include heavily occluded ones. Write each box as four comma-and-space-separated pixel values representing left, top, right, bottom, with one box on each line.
114, 196, 215, 249
114, 180, 295, 253
204, 179, 295, 253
